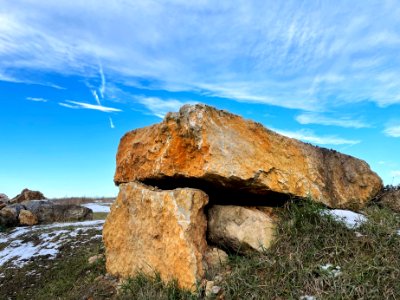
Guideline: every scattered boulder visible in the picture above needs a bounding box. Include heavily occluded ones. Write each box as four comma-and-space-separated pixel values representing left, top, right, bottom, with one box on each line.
0, 193, 9, 210
53, 204, 93, 221
207, 205, 276, 254
11, 188, 46, 204
8, 203, 26, 215
22, 200, 54, 223
19, 209, 38, 226
115, 104, 382, 209
377, 187, 400, 213
0, 193, 9, 203
103, 181, 209, 291
0, 206, 19, 227
22, 200, 93, 223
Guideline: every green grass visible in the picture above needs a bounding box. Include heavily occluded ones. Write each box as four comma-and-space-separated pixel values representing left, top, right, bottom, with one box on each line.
217, 200, 400, 299
93, 211, 109, 220
118, 200, 400, 299
119, 273, 199, 300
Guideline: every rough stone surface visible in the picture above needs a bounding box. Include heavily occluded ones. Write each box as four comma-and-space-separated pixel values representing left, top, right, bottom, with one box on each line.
115, 104, 382, 209
0, 201, 6, 210
377, 188, 400, 213
103, 181, 209, 291
19, 209, 39, 226
0, 207, 19, 227
22, 200, 93, 223
208, 205, 276, 254
8, 203, 26, 215
204, 247, 229, 269
11, 188, 46, 204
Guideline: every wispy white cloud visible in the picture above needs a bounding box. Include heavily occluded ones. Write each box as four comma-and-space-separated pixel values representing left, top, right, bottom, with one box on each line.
295, 112, 370, 128
109, 117, 115, 129
135, 96, 196, 118
99, 63, 106, 99
272, 128, 360, 146
26, 97, 48, 103
2, 1, 400, 110
58, 102, 77, 109
383, 125, 400, 137
59, 100, 121, 112
390, 170, 400, 177
91, 90, 101, 106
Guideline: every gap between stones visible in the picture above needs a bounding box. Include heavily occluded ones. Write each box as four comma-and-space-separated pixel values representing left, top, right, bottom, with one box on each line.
142, 176, 292, 207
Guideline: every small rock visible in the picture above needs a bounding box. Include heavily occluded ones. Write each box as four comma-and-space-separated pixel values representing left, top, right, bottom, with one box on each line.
205, 247, 228, 269
19, 209, 38, 226
205, 280, 222, 297
88, 254, 104, 264
211, 285, 221, 295
355, 231, 365, 238
205, 281, 215, 297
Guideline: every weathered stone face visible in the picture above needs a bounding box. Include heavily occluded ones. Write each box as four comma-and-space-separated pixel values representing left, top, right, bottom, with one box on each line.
114, 104, 382, 209
207, 205, 277, 254
103, 181, 209, 291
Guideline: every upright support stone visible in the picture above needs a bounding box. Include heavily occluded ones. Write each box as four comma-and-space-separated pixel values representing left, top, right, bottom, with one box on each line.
103, 181, 209, 291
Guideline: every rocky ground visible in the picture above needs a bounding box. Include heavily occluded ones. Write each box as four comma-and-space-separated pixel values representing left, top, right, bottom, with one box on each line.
0, 199, 114, 300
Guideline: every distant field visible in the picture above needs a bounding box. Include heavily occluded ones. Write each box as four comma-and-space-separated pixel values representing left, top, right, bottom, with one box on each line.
49, 197, 115, 206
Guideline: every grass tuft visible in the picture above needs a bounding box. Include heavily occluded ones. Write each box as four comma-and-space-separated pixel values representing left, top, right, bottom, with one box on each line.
119, 273, 199, 300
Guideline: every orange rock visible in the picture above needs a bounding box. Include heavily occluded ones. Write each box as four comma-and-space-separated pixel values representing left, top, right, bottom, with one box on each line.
11, 188, 45, 204
103, 181, 208, 291
18, 209, 38, 226
115, 104, 382, 209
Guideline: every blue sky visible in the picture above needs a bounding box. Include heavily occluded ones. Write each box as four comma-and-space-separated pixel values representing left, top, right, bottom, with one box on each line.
1, 0, 400, 198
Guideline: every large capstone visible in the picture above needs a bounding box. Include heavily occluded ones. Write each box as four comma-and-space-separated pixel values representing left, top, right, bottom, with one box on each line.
114, 104, 382, 209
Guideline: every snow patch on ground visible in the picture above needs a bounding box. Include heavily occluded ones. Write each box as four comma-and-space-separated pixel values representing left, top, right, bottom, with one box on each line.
322, 209, 367, 229
320, 263, 342, 278
0, 220, 104, 268
300, 296, 316, 300
82, 203, 111, 213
